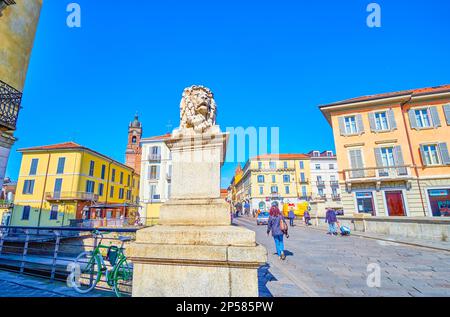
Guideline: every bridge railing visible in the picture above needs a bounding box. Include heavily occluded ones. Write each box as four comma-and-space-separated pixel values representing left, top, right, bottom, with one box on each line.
0, 225, 140, 295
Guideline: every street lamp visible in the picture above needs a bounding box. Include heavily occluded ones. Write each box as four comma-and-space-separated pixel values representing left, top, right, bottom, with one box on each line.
0, 0, 15, 17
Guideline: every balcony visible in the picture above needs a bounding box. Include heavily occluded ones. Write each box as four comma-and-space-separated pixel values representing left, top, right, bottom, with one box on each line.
316, 181, 326, 188
332, 194, 341, 201
298, 178, 309, 184
330, 181, 340, 188
45, 192, 99, 202
343, 166, 413, 191
298, 195, 312, 202
148, 154, 161, 162
0, 80, 22, 131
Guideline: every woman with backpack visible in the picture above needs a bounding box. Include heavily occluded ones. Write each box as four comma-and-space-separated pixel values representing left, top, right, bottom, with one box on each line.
267, 205, 288, 260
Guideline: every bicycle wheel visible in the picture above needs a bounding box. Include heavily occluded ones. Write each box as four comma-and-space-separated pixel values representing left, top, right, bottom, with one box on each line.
112, 258, 133, 297
71, 251, 102, 294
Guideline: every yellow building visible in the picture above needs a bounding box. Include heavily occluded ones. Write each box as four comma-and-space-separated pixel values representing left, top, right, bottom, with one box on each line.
11, 142, 140, 227
235, 154, 312, 213
320, 84, 450, 217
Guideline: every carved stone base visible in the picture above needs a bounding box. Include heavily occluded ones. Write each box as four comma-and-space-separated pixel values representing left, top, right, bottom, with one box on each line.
128, 226, 267, 297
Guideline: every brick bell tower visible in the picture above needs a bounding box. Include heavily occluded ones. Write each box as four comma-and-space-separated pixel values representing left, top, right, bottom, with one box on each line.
125, 113, 143, 175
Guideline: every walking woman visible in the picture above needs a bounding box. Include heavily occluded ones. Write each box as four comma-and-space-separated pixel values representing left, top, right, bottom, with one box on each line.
267, 205, 287, 260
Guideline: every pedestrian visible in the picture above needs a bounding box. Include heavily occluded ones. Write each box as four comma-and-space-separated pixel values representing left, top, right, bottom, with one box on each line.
303, 210, 311, 226
267, 205, 287, 260
288, 208, 295, 227
325, 208, 338, 236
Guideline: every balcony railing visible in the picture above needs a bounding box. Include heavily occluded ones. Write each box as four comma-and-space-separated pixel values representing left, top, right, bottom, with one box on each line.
330, 181, 340, 187
344, 165, 412, 182
148, 154, 161, 162
332, 194, 341, 201
0, 80, 22, 131
316, 181, 326, 188
298, 178, 309, 184
45, 192, 99, 201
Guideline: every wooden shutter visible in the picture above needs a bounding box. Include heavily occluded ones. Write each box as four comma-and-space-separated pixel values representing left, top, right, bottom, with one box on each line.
374, 148, 383, 167
429, 106, 441, 127
419, 145, 428, 166
368, 113, 376, 132
388, 109, 397, 130
338, 117, 347, 136
349, 149, 364, 178
409, 109, 418, 130
393, 146, 407, 175
438, 143, 450, 165
443, 104, 450, 125
356, 114, 364, 134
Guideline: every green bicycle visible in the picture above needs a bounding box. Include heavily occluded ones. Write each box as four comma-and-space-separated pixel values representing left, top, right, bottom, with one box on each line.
69, 230, 133, 297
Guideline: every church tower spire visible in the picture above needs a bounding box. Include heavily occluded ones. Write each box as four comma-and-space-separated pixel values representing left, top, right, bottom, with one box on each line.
125, 113, 143, 174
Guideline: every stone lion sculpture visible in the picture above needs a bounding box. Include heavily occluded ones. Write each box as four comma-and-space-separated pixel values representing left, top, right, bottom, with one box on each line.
180, 85, 217, 133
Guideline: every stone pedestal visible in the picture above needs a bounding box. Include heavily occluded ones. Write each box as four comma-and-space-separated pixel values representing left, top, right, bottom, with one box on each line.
129, 127, 267, 297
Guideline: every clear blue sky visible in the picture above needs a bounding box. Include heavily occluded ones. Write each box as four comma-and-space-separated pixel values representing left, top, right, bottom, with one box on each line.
6, 0, 450, 188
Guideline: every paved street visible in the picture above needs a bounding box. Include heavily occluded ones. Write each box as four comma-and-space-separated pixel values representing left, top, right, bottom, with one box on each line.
235, 217, 450, 297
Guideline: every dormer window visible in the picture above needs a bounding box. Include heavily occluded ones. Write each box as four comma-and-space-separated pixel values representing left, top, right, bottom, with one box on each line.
327, 151, 333, 157
313, 151, 320, 157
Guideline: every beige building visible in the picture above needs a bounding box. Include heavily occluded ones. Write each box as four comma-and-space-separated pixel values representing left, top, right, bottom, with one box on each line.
0, 0, 43, 187
320, 84, 450, 218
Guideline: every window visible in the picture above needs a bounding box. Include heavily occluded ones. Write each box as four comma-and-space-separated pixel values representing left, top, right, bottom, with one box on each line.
50, 205, 58, 220
150, 185, 160, 201
127, 175, 131, 187
344, 116, 358, 134
327, 151, 333, 157
302, 186, 307, 197
54, 178, 63, 198
101, 165, 106, 180
271, 175, 276, 183
283, 161, 288, 169
149, 165, 160, 180
269, 161, 276, 169
299, 161, 304, 169
120, 172, 124, 185
312, 151, 320, 157
258, 162, 263, 169
422, 145, 441, 165
167, 184, 172, 199
86, 180, 95, 193
285, 186, 290, 194
315, 164, 321, 170
126, 190, 132, 200
375, 112, 389, 131
29, 159, 39, 175
132, 136, 137, 144
22, 206, 31, 220
332, 187, 338, 196
257, 175, 265, 183
119, 188, 124, 199
98, 183, 104, 196
111, 169, 116, 182
329, 164, 335, 170
356, 192, 376, 216
271, 186, 278, 194
57, 158, 66, 174
300, 173, 306, 183
318, 188, 324, 196
23, 180, 35, 195
259, 186, 264, 195
283, 175, 290, 183
89, 161, 95, 177
110, 186, 115, 198
415, 109, 432, 128
381, 147, 395, 167
330, 175, 336, 181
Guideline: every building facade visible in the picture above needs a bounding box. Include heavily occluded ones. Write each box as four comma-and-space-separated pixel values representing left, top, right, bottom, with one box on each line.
11, 142, 140, 227
139, 134, 172, 221
232, 154, 341, 214
0, 0, 43, 188
320, 84, 450, 217
125, 114, 143, 175
309, 150, 341, 201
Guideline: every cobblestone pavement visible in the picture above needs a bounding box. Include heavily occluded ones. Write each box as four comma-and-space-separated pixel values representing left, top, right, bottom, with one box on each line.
235, 217, 450, 297
0, 279, 64, 297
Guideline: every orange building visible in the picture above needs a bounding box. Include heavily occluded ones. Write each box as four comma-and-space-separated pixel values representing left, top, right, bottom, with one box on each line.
320, 85, 450, 217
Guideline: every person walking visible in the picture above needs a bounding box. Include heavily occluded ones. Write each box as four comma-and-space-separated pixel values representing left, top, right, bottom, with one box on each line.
267, 206, 287, 260
303, 210, 311, 226
288, 208, 295, 227
325, 208, 338, 236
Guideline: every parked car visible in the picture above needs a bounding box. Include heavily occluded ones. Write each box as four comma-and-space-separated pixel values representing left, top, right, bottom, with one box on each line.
257, 212, 270, 225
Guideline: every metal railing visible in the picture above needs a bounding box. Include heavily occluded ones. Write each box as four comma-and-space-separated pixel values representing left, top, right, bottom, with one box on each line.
330, 181, 340, 187
148, 154, 161, 162
0, 79, 22, 131
344, 165, 412, 181
45, 192, 99, 201
0, 225, 140, 295
69, 217, 151, 228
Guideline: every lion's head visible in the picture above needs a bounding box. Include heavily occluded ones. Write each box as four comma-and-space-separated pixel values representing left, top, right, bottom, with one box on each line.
180, 85, 217, 133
